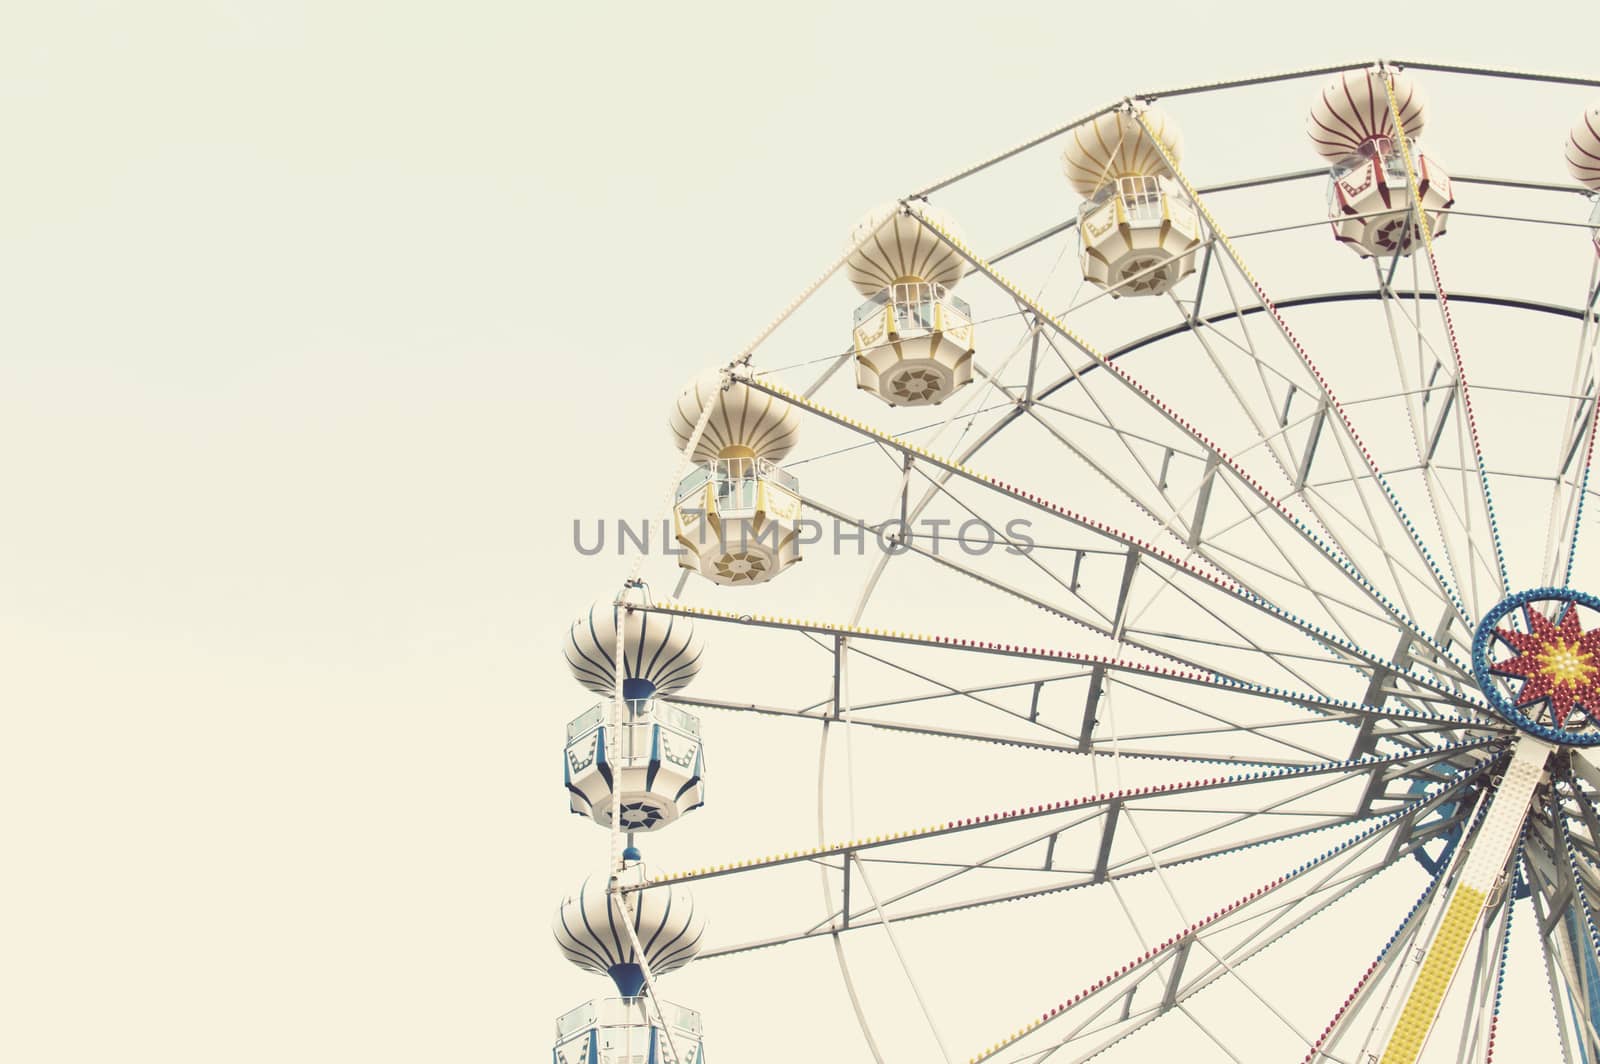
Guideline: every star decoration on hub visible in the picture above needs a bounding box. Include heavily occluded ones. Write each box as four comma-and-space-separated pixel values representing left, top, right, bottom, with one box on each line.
1490, 605, 1600, 728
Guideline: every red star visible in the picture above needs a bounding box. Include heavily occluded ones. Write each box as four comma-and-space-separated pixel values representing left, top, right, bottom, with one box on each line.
1491, 605, 1600, 727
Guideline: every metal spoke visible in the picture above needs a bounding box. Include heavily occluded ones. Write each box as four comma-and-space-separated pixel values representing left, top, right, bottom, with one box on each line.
903, 211, 1475, 686
1134, 110, 1476, 631
641, 745, 1492, 971
634, 601, 1491, 736
1540, 257, 1600, 587
1380, 75, 1510, 592
738, 373, 1485, 708
974, 773, 1479, 1063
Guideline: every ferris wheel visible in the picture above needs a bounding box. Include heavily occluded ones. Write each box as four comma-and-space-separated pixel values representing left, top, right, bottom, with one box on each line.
551, 61, 1600, 1063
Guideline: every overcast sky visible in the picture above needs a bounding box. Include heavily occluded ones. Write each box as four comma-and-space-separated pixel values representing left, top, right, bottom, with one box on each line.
5, 2, 1600, 1062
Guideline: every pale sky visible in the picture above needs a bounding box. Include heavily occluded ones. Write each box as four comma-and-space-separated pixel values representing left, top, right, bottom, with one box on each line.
5, 2, 1600, 1062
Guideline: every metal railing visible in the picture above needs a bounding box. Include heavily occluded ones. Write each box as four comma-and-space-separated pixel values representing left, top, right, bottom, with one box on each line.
555, 996, 705, 1040
853, 280, 971, 330
675, 455, 797, 505
1081, 175, 1183, 226
566, 699, 702, 745
556, 1000, 600, 1039
1118, 174, 1165, 222
1328, 138, 1429, 186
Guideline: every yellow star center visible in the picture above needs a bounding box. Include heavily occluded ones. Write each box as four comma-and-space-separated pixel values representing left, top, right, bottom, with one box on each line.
1536, 639, 1595, 686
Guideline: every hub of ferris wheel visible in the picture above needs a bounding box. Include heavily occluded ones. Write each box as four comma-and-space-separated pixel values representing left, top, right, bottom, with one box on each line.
1475, 590, 1600, 747
549, 63, 1600, 1063
1365, 584, 1600, 1063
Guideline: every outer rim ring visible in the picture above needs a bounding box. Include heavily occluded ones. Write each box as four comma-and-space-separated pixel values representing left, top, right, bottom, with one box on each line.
1471, 586, 1600, 746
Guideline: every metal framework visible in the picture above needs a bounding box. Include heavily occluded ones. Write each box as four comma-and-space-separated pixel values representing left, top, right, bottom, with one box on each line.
590, 60, 1600, 1063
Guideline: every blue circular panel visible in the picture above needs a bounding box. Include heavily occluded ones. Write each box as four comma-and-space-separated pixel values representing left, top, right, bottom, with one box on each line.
1471, 586, 1600, 746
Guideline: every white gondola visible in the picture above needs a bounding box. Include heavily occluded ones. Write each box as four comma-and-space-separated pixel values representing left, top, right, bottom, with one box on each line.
553, 997, 707, 1064
847, 205, 975, 406
1310, 68, 1452, 258
562, 602, 706, 830
564, 698, 705, 830
669, 373, 803, 585
1062, 108, 1201, 296
1566, 101, 1600, 255
552, 859, 707, 1061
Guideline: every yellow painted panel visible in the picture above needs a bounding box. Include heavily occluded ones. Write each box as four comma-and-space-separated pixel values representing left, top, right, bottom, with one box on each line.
1380, 885, 1486, 1064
